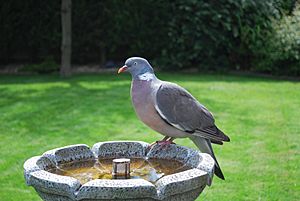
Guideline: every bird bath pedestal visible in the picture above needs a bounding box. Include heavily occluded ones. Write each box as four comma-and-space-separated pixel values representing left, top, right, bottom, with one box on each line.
24, 141, 215, 201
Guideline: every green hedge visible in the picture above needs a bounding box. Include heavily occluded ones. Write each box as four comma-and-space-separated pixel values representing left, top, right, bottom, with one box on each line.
0, 1, 61, 64
254, 3, 300, 76
0, 0, 298, 75
159, 0, 279, 71
0, 0, 171, 64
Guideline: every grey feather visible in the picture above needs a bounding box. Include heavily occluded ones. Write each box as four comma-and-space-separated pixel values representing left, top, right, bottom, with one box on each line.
190, 136, 225, 180
121, 57, 230, 181
155, 82, 230, 142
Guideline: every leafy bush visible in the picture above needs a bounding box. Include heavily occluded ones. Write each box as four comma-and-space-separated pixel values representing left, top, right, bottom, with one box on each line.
0, 1, 61, 65
159, 0, 279, 71
1, 0, 298, 76
21, 57, 59, 74
0, 0, 170, 65
254, 3, 300, 76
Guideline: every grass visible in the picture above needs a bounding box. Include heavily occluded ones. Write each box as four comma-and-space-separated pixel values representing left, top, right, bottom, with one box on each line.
0, 73, 299, 201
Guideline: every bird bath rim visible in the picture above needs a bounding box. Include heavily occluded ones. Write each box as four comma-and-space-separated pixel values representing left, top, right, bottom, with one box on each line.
24, 141, 215, 201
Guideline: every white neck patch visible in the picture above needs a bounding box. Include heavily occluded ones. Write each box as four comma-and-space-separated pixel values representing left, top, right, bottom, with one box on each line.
138, 72, 155, 81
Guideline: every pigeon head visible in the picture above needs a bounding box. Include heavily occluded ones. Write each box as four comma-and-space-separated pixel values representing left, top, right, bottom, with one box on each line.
118, 57, 155, 80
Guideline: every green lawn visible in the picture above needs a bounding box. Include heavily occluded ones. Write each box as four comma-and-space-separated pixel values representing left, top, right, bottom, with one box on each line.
0, 73, 299, 201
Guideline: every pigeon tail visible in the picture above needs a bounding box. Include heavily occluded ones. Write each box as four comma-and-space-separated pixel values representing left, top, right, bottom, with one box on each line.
213, 157, 225, 180
190, 136, 225, 180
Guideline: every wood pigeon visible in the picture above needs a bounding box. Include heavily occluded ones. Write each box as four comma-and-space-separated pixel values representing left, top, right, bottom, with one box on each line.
118, 57, 230, 180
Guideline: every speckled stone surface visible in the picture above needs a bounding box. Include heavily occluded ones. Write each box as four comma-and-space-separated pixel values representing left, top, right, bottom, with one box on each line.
77, 179, 157, 200
92, 141, 149, 159
29, 170, 81, 199
155, 168, 207, 199
43, 144, 95, 165
196, 153, 215, 185
24, 141, 215, 201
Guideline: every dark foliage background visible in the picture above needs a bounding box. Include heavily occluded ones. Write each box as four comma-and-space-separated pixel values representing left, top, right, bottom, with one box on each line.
0, 0, 299, 75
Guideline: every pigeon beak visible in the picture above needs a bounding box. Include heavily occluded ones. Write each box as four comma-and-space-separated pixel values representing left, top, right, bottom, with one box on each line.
118, 65, 128, 74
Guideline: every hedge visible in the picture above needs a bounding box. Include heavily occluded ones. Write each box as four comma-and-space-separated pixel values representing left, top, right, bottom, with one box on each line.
0, 0, 298, 75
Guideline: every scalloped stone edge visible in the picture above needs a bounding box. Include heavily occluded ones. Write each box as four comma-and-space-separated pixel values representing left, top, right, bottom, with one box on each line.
24, 141, 215, 200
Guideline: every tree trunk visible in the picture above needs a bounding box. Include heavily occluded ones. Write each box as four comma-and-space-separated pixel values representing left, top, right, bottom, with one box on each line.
60, 0, 72, 77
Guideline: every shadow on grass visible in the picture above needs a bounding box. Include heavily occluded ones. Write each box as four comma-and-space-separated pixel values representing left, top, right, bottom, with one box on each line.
0, 78, 134, 138
159, 72, 298, 83
0, 73, 242, 141
0, 73, 130, 85
0, 72, 297, 86
0, 72, 287, 141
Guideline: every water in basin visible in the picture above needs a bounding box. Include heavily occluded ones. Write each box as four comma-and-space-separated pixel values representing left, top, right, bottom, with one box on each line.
48, 158, 190, 184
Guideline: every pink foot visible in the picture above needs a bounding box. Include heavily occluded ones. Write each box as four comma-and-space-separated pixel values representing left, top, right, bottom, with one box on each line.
155, 140, 175, 149
147, 137, 176, 152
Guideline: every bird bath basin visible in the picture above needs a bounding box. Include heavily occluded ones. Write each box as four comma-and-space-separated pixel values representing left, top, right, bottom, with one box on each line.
24, 141, 215, 201
48, 158, 190, 185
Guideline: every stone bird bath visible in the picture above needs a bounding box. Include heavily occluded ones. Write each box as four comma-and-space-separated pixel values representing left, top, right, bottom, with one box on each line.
24, 141, 215, 201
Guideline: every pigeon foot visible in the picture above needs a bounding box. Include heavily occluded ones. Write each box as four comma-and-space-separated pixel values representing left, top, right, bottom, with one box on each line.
156, 139, 175, 147
157, 141, 174, 149
147, 137, 175, 151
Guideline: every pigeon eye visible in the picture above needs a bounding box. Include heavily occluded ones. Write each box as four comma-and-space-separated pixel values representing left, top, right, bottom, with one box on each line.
134, 62, 137, 66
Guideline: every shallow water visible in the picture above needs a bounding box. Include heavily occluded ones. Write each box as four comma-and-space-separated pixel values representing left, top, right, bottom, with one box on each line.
48, 158, 190, 184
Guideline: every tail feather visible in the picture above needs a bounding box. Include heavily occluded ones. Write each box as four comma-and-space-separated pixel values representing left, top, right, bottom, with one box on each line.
214, 164, 225, 180
206, 138, 225, 180
190, 136, 225, 180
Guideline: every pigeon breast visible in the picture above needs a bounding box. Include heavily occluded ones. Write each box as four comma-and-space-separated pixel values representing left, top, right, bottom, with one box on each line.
131, 79, 188, 138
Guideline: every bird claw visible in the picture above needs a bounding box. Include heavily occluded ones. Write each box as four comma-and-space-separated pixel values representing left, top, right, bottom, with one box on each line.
146, 140, 175, 152
156, 140, 175, 146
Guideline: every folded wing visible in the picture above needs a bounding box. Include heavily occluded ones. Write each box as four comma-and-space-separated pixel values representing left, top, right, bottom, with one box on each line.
155, 82, 230, 143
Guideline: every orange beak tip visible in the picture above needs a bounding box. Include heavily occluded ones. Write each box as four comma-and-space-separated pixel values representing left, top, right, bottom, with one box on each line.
117, 66, 128, 74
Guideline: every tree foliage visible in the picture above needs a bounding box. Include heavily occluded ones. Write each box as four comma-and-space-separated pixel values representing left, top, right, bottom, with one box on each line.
160, 0, 279, 70
254, 3, 300, 76
0, 0, 298, 75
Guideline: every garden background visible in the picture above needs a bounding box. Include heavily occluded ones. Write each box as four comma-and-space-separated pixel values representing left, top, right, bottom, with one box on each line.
0, 1, 299, 200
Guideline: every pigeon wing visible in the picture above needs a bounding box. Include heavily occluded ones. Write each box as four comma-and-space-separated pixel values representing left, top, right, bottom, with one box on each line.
155, 82, 229, 142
